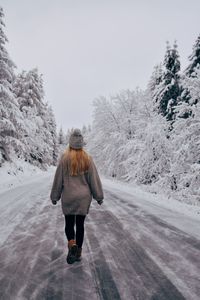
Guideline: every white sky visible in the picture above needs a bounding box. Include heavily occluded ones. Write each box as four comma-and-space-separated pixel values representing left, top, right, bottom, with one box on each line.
1, 0, 200, 132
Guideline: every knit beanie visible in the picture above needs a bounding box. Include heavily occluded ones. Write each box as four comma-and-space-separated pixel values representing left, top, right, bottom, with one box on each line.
69, 128, 84, 149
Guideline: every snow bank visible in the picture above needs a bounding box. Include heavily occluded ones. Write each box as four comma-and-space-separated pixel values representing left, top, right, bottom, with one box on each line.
0, 159, 55, 194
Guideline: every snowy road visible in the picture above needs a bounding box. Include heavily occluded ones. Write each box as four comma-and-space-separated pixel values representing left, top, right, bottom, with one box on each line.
0, 174, 200, 300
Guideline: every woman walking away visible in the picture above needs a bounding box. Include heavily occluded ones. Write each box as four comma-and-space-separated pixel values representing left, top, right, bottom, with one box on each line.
50, 129, 104, 264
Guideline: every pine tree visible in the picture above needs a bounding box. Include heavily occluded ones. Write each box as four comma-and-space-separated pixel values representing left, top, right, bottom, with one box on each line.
58, 127, 65, 145
44, 104, 58, 165
14, 69, 54, 167
82, 125, 87, 135
14, 69, 45, 115
179, 34, 200, 113
66, 128, 71, 145
0, 6, 25, 165
148, 63, 163, 96
186, 34, 200, 77
87, 124, 91, 132
153, 41, 181, 121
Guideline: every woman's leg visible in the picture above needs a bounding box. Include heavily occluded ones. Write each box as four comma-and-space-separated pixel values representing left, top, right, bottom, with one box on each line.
64, 215, 75, 241
65, 215, 78, 264
75, 215, 86, 248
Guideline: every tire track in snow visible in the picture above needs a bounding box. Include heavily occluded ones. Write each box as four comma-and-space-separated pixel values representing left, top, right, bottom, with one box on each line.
43, 207, 65, 300
21, 204, 63, 300
85, 228, 121, 300
0, 180, 51, 247
107, 191, 200, 251
42, 207, 99, 300
87, 207, 186, 300
103, 189, 200, 300
0, 201, 55, 299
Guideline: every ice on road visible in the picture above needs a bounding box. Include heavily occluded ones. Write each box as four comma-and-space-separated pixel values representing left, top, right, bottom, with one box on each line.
0, 173, 200, 300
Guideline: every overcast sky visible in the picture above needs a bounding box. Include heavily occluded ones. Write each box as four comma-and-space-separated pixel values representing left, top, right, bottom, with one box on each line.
1, 0, 200, 132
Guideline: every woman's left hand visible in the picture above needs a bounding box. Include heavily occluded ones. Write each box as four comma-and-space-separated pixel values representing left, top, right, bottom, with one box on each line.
97, 199, 103, 205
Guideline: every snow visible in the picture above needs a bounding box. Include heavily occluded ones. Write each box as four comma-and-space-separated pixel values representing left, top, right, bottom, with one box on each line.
102, 176, 200, 240
0, 159, 53, 194
0, 166, 200, 300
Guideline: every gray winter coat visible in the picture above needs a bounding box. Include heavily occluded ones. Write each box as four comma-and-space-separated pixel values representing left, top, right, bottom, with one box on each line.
50, 155, 104, 215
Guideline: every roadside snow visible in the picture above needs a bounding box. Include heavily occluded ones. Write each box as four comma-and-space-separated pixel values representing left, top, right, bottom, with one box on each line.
102, 176, 200, 239
0, 159, 55, 194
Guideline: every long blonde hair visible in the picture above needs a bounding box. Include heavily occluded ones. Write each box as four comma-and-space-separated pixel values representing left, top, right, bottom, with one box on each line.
62, 147, 90, 176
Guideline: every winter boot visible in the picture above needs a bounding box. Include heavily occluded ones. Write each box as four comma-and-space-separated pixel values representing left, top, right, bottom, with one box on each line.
76, 248, 82, 261
66, 239, 78, 264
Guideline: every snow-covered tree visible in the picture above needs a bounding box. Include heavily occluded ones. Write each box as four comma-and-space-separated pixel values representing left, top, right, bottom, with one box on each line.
185, 34, 200, 77
66, 128, 71, 145
82, 125, 87, 135
81, 124, 91, 147
168, 101, 200, 202
44, 104, 58, 165
183, 66, 200, 105
178, 35, 200, 114
89, 89, 157, 179
0, 6, 25, 165
115, 92, 171, 184
135, 113, 171, 184
58, 127, 65, 145
153, 41, 181, 121
14, 68, 45, 115
176, 65, 200, 119
148, 63, 163, 97
87, 95, 121, 176
87, 124, 92, 132
14, 69, 56, 167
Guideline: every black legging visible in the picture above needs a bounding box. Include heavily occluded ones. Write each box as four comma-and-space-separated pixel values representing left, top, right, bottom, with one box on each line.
64, 215, 86, 248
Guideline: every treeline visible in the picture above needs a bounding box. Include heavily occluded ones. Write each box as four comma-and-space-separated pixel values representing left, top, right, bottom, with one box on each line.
58, 125, 91, 146
87, 37, 200, 203
0, 7, 58, 168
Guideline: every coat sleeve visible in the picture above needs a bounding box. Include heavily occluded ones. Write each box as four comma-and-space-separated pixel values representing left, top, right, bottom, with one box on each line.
50, 159, 64, 202
87, 157, 104, 201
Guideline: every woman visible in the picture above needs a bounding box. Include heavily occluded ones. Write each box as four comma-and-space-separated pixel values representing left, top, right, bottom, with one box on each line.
50, 128, 104, 264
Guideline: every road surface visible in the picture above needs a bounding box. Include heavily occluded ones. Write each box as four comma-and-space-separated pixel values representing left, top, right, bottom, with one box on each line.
0, 174, 199, 300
